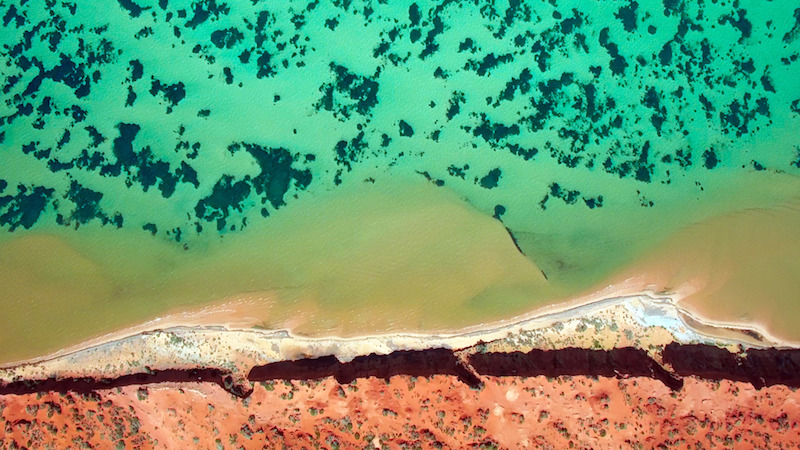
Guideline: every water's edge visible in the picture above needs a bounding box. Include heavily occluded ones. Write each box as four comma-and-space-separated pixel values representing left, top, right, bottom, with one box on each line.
3, 293, 797, 397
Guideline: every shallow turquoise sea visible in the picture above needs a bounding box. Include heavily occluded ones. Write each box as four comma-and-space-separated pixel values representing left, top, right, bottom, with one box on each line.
1, 0, 799, 362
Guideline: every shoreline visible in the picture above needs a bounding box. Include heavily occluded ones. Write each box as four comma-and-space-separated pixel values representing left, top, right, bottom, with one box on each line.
0, 282, 689, 368
3, 283, 797, 385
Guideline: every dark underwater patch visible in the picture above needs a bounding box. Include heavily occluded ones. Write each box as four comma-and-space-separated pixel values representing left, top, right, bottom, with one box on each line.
719, 9, 752, 43
210, 27, 243, 49
539, 183, 581, 210
783, 8, 800, 43
149, 79, 186, 113
472, 115, 519, 144
703, 149, 719, 169
615, 2, 638, 33
398, 120, 414, 137
478, 168, 502, 189
493, 204, 506, 220
0, 184, 54, 231
419, 12, 444, 59
61, 181, 122, 228
506, 144, 537, 161
408, 3, 421, 26
315, 64, 379, 119
447, 164, 469, 179
466, 53, 514, 76
110, 123, 195, 197
497, 69, 532, 103
415, 170, 445, 187
194, 175, 252, 231
48, 54, 92, 98
333, 132, 368, 172
143, 223, 158, 235
602, 142, 655, 182
112, 123, 141, 167
446, 92, 464, 120
598, 28, 627, 76
232, 143, 313, 209
185, 0, 230, 29
117, 0, 145, 18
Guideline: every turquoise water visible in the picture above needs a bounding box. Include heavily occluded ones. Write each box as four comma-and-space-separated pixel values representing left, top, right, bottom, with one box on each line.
1, 0, 800, 361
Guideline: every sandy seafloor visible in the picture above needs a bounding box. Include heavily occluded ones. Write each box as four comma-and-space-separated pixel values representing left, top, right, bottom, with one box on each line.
1, 0, 800, 366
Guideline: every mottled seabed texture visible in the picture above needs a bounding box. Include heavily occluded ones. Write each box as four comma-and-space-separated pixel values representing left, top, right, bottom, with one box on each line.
1, 0, 800, 363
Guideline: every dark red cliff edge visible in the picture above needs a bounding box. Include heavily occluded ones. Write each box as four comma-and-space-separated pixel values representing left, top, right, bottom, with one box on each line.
3, 344, 800, 398
662, 343, 800, 388
0, 368, 251, 398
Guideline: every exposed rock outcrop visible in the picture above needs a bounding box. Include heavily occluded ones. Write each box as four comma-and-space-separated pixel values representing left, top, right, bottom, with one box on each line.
5, 344, 800, 399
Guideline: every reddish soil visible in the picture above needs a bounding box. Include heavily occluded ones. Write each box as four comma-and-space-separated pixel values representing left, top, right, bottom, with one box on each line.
2, 375, 799, 449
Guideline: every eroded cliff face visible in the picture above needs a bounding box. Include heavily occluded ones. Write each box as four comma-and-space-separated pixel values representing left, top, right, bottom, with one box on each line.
2, 344, 800, 448
5, 344, 800, 398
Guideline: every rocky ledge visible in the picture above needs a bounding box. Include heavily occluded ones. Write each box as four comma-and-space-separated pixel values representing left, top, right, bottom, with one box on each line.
3, 344, 800, 399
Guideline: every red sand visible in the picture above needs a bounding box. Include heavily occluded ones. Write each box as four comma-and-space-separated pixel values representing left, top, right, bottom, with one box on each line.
2, 374, 799, 449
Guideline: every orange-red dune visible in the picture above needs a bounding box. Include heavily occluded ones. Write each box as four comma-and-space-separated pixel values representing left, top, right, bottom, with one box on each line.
3, 374, 799, 448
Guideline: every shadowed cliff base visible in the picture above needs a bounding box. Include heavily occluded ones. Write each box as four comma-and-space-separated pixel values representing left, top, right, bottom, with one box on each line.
248, 347, 684, 390
468, 347, 684, 390
248, 348, 484, 387
6, 344, 800, 398
0, 368, 251, 398
662, 343, 800, 388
